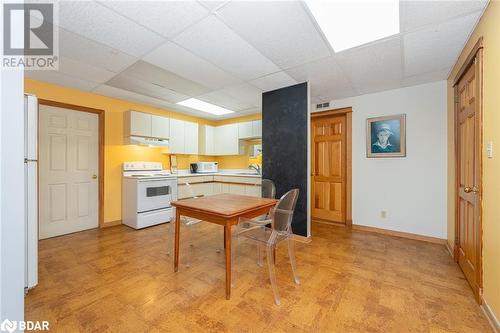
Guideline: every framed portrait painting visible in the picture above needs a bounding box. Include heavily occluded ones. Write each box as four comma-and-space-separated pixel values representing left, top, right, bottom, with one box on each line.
366, 114, 406, 158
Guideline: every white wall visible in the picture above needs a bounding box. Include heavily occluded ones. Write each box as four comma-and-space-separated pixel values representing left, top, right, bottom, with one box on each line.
326, 81, 447, 239
0, 68, 25, 324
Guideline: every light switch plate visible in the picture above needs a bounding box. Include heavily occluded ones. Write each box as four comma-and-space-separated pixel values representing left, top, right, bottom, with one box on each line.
487, 142, 493, 159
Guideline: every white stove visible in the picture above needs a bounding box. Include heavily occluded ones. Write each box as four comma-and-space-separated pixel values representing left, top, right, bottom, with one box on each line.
123, 161, 174, 178
122, 162, 177, 229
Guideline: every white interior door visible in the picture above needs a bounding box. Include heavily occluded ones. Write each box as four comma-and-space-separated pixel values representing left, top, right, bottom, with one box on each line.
39, 105, 99, 239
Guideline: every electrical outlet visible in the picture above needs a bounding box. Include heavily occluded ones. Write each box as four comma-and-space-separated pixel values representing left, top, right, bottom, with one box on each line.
380, 210, 387, 219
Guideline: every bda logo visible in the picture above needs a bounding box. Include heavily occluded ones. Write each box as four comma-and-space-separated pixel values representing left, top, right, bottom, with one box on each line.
0, 319, 16, 333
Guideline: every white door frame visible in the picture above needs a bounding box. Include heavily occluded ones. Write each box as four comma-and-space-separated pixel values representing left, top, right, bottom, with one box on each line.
38, 99, 104, 230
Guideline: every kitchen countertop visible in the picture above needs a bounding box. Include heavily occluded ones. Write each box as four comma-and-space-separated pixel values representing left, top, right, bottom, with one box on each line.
175, 171, 261, 178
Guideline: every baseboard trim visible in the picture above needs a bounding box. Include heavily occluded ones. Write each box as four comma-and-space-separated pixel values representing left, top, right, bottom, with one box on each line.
351, 225, 447, 245
293, 234, 312, 244
102, 220, 122, 228
481, 297, 500, 333
312, 218, 347, 227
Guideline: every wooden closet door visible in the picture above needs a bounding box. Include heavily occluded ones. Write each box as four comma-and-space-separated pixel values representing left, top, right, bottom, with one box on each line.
456, 59, 481, 299
311, 115, 346, 223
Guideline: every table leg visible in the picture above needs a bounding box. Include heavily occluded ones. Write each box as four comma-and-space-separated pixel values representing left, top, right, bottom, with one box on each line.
224, 223, 232, 299
174, 209, 180, 272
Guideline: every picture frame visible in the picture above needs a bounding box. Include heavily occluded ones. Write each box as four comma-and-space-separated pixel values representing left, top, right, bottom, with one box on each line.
366, 114, 406, 158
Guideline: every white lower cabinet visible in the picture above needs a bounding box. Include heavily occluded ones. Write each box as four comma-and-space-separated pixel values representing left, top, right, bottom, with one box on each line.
212, 182, 222, 195
229, 184, 246, 195
221, 183, 231, 193
177, 182, 213, 199
177, 176, 262, 199
245, 185, 261, 197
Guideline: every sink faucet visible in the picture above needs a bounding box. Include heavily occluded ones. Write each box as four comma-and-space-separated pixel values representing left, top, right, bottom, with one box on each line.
248, 164, 261, 175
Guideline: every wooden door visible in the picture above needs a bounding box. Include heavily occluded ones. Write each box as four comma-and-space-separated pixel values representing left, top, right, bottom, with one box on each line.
456, 59, 481, 299
311, 115, 346, 223
39, 105, 99, 239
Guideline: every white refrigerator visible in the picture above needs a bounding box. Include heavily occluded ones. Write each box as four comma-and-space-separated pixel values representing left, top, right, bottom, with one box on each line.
24, 94, 38, 291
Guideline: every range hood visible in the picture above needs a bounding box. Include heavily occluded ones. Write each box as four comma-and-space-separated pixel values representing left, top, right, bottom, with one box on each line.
125, 136, 169, 147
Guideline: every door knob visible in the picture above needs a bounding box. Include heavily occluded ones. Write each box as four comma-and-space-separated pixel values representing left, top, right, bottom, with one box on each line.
92, 174, 97, 179
464, 186, 479, 193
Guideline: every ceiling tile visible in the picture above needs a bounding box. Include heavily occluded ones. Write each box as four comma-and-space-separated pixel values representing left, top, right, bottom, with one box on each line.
400, 0, 488, 32
58, 1, 165, 57
286, 56, 355, 101
196, 90, 253, 112
58, 56, 117, 84
222, 107, 262, 120
93, 84, 219, 119
198, 1, 230, 12
404, 13, 481, 77
335, 37, 402, 93
173, 15, 280, 80
249, 72, 297, 92
93, 84, 171, 107
106, 73, 189, 104
98, 1, 209, 38
118, 60, 210, 97
25, 70, 100, 91
218, 83, 262, 108
59, 28, 138, 73
217, 1, 331, 69
401, 69, 449, 87
143, 41, 240, 90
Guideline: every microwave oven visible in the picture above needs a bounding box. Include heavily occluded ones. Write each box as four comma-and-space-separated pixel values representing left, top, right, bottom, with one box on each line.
190, 162, 218, 174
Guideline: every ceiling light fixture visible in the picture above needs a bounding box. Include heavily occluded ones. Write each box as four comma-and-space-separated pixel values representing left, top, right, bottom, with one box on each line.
177, 98, 235, 116
304, 0, 400, 52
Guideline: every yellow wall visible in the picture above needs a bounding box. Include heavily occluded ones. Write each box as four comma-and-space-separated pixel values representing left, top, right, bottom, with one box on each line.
25, 79, 261, 225
447, 2, 500, 320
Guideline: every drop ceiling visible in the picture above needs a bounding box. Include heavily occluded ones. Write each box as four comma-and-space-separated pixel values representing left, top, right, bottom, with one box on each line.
25, 0, 488, 119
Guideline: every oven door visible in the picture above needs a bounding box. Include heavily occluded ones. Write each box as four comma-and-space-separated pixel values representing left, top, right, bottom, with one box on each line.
137, 179, 173, 213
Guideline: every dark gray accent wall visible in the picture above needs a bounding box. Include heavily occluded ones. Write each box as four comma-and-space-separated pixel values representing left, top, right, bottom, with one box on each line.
262, 82, 308, 237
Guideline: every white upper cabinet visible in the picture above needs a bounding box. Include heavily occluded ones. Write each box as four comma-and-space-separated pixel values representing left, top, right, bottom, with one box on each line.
169, 119, 198, 155
169, 118, 185, 154
238, 121, 253, 139
184, 121, 199, 155
214, 124, 239, 155
252, 120, 262, 138
151, 115, 170, 139
124, 110, 171, 140
125, 110, 152, 137
237, 120, 262, 139
199, 125, 215, 155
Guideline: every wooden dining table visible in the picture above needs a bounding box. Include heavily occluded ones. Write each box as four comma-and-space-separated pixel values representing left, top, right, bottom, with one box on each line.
171, 193, 278, 299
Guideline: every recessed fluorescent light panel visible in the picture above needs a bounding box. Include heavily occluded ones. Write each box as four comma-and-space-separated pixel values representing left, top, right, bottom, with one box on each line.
177, 98, 235, 116
305, 0, 400, 52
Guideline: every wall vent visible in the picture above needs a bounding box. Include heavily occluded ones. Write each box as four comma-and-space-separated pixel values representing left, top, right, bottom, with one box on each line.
315, 102, 330, 110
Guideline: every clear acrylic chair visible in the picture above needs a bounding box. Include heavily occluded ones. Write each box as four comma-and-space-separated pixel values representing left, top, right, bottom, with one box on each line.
234, 189, 300, 305
255, 179, 276, 266
261, 179, 276, 199
167, 182, 203, 267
